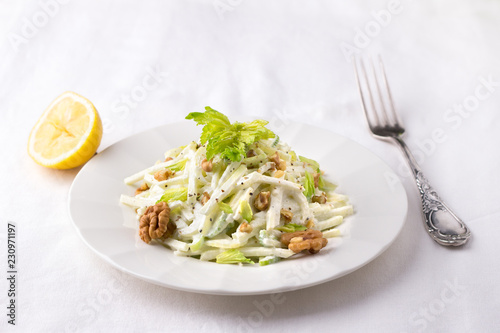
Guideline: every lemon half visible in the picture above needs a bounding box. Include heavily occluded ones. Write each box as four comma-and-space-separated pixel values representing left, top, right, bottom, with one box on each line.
28, 91, 103, 169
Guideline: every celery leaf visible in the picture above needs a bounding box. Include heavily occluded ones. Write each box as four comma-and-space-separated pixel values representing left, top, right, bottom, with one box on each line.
186, 107, 275, 161
216, 249, 253, 264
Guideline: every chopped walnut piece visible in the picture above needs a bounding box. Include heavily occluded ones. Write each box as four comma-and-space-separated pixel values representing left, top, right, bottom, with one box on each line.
280, 229, 327, 254
246, 149, 257, 157
165, 156, 173, 162
278, 160, 287, 171
313, 172, 320, 188
201, 158, 213, 172
239, 222, 253, 233
154, 169, 173, 181
201, 192, 210, 205
274, 170, 285, 178
270, 152, 286, 171
312, 193, 327, 204
254, 191, 271, 211
280, 209, 293, 222
135, 183, 149, 196
139, 202, 176, 244
270, 151, 280, 165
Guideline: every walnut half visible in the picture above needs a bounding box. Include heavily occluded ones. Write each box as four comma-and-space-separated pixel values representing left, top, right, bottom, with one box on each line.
280, 229, 327, 254
139, 202, 176, 244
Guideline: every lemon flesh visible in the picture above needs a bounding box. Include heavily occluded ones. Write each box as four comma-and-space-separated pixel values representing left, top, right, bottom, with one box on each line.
28, 92, 103, 169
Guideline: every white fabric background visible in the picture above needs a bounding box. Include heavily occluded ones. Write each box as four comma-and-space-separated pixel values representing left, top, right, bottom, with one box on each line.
1, 0, 499, 332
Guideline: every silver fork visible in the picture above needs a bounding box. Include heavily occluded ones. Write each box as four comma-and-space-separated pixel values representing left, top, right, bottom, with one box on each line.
353, 56, 471, 246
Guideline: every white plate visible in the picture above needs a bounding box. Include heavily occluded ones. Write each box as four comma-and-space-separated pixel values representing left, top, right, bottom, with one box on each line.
68, 121, 408, 295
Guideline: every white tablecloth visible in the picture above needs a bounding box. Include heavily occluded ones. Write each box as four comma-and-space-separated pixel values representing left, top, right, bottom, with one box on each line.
1, 1, 499, 332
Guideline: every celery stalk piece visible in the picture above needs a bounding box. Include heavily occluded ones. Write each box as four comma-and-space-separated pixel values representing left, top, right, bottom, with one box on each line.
292, 191, 314, 224
218, 202, 233, 214
163, 145, 185, 160
167, 158, 187, 172
258, 230, 282, 247
157, 187, 188, 203
319, 177, 337, 192
239, 247, 295, 258
259, 255, 280, 266
201, 247, 295, 261
303, 171, 315, 200
190, 234, 205, 252
200, 164, 247, 216
161, 238, 190, 252
242, 153, 267, 169
205, 217, 265, 249
266, 185, 284, 231
277, 223, 307, 233
232, 188, 255, 221
179, 165, 247, 238
322, 228, 341, 238
240, 200, 253, 223
316, 216, 343, 231
271, 135, 280, 147
309, 203, 353, 220
120, 194, 156, 208
124, 142, 196, 184
299, 155, 320, 172
217, 162, 241, 190
187, 147, 206, 206
206, 212, 231, 238
215, 249, 254, 264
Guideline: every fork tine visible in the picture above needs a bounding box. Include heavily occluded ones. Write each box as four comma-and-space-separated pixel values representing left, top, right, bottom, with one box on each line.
370, 57, 391, 126
353, 56, 379, 129
377, 55, 404, 128
352, 57, 369, 123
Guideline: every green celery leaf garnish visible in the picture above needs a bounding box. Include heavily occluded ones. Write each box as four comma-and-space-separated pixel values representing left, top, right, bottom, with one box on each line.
186, 107, 275, 162
277, 223, 307, 233
216, 249, 253, 264
218, 202, 233, 214
303, 170, 315, 199
157, 187, 188, 203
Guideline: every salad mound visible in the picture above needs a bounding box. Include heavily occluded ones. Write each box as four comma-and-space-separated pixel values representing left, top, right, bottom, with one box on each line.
120, 107, 353, 266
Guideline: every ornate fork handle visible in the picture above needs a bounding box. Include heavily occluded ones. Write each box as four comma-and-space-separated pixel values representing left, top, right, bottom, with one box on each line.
393, 137, 471, 246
